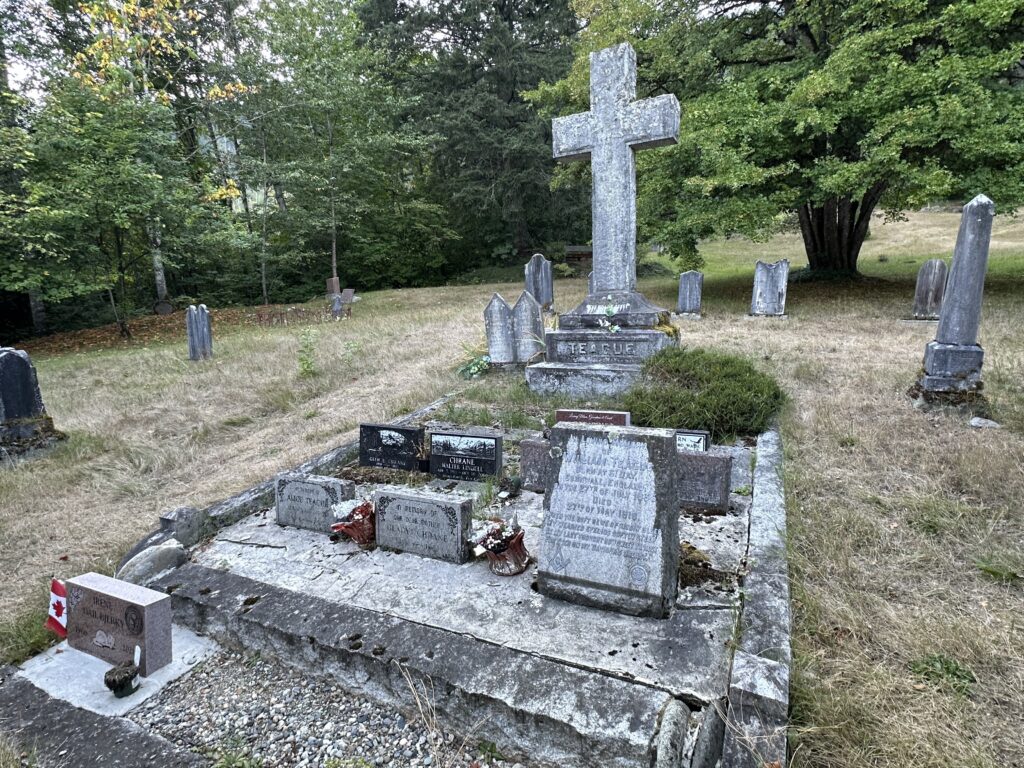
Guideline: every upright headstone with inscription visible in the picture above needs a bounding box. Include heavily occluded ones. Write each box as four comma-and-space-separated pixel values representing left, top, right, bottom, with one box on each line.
750, 261, 789, 316
919, 195, 995, 393
676, 271, 703, 316
66, 572, 172, 676
359, 424, 425, 471
429, 429, 503, 481
525, 253, 554, 311
512, 292, 544, 364
526, 43, 681, 397
373, 487, 473, 563
538, 423, 680, 618
912, 259, 947, 320
485, 294, 515, 365
275, 473, 355, 532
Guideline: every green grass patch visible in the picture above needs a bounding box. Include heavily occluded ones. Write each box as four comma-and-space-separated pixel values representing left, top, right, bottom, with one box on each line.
624, 347, 786, 440
910, 653, 977, 696
0, 605, 55, 666
974, 552, 1023, 584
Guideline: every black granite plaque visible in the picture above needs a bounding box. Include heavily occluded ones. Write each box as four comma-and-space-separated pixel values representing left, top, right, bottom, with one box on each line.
429, 429, 503, 481
359, 424, 425, 470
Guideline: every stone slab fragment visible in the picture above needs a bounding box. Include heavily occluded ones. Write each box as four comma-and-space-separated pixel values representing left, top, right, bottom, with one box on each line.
17, 624, 217, 717
66, 572, 172, 676
678, 449, 732, 513
922, 341, 984, 392
518, 436, 552, 493
359, 423, 425, 471
429, 428, 503, 480
722, 651, 788, 768
539, 423, 680, 617
275, 472, 355, 533
526, 361, 643, 398
0, 672, 205, 767
545, 328, 673, 365
373, 487, 473, 563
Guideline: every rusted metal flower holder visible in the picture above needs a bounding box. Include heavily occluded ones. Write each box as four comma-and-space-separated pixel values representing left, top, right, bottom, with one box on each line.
483, 529, 531, 576
331, 502, 376, 546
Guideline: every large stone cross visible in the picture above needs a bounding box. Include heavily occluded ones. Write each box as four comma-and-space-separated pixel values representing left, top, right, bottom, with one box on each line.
553, 43, 679, 297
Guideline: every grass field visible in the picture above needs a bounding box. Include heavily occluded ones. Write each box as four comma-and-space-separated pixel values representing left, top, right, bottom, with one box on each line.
2, 210, 1023, 767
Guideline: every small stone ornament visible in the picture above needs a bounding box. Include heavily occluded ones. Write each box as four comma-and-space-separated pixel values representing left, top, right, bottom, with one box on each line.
473, 514, 531, 577
104, 645, 141, 698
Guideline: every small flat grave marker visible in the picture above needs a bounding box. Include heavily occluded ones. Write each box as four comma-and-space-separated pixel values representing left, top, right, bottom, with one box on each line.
554, 409, 631, 427
66, 572, 172, 676
429, 429, 503, 481
373, 487, 473, 563
678, 450, 732, 514
675, 429, 710, 453
275, 473, 355, 533
359, 424, 425, 471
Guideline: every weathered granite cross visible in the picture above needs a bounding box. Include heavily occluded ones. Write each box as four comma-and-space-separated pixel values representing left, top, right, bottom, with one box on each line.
553, 43, 679, 299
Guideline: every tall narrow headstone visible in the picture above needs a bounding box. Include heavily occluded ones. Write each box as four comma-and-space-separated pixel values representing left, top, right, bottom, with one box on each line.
750, 260, 789, 316
912, 260, 947, 320
512, 292, 544, 364
186, 305, 213, 361
676, 271, 703, 315
525, 253, 554, 311
920, 195, 995, 393
484, 294, 514, 365
0, 347, 63, 457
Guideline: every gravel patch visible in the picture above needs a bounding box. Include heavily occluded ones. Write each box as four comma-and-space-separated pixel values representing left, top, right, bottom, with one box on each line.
129, 649, 528, 768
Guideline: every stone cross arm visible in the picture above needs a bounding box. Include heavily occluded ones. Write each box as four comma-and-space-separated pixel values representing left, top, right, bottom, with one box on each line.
552, 93, 679, 161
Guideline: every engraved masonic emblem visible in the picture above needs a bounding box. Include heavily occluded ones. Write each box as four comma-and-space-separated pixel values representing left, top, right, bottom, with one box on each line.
628, 564, 649, 589
548, 542, 570, 573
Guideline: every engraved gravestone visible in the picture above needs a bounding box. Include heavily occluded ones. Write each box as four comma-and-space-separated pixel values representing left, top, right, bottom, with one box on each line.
275, 473, 355, 532
0, 347, 63, 457
920, 195, 995, 393
512, 292, 544, 363
538, 423, 680, 618
186, 304, 213, 360
373, 487, 473, 563
429, 429, 503, 481
912, 259, 947, 320
359, 424, 425, 471
750, 260, 789, 316
525, 253, 554, 310
676, 271, 703, 315
66, 572, 172, 676
484, 294, 515, 365
678, 448, 732, 514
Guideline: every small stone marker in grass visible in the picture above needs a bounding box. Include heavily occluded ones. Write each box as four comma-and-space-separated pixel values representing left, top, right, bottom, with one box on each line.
554, 408, 631, 426
185, 304, 213, 360
676, 271, 703, 316
275, 473, 355, 533
359, 424, 425, 471
66, 572, 172, 676
750, 260, 789, 316
538, 423, 680, 618
429, 429, 503, 481
677, 449, 732, 514
912, 259, 947, 320
373, 487, 473, 563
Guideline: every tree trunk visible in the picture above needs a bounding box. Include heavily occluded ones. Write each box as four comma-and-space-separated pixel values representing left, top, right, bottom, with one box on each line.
148, 219, 168, 301
797, 182, 887, 274
28, 292, 46, 335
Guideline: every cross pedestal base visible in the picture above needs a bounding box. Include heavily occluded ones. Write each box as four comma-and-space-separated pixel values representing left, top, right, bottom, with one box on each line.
557, 291, 670, 329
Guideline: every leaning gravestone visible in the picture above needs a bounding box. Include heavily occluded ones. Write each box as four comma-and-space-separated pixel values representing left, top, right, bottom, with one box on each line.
485, 294, 515, 365
919, 195, 995, 394
512, 292, 544, 364
525, 253, 554, 311
676, 271, 703, 316
373, 488, 473, 563
275, 473, 355, 533
912, 259, 947, 320
359, 424, 425, 471
186, 304, 213, 360
66, 572, 172, 676
429, 429, 503, 481
750, 260, 790, 316
0, 347, 64, 458
526, 43, 680, 397
538, 422, 680, 618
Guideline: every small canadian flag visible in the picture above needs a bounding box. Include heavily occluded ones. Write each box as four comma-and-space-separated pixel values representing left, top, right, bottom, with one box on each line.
45, 579, 68, 638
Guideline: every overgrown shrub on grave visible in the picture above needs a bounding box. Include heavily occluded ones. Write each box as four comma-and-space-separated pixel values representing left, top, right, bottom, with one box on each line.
625, 347, 785, 441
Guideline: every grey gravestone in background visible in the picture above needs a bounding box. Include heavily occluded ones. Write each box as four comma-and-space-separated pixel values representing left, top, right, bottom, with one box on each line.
326, 276, 340, 297
512, 292, 544, 363
373, 487, 473, 563
0, 347, 44, 423
429, 429, 503, 481
485, 294, 515, 364
359, 424, 424, 471
912, 259, 947, 320
538, 423, 680, 618
920, 195, 995, 393
66, 572, 172, 676
676, 271, 703, 315
275, 473, 355, 533
525, 253, 554, 311
186, 305, 213, 360
750, 260, 790, 316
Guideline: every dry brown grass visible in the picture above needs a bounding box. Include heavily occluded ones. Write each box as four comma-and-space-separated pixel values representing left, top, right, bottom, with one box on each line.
1, 211, 1023, 767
